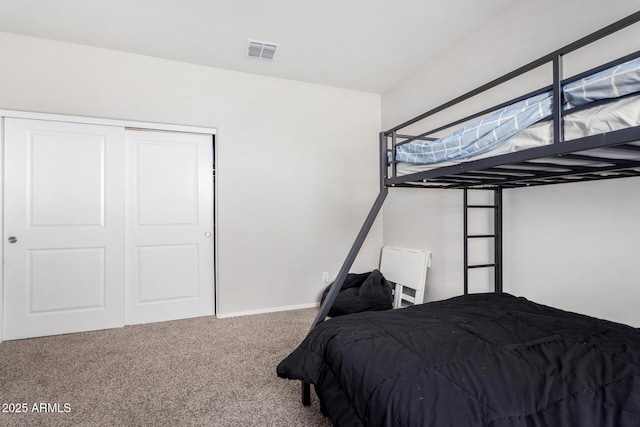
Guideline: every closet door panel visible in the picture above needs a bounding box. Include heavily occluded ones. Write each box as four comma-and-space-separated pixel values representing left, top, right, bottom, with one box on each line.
3, 118, 125, 340
125, 130, 214, 325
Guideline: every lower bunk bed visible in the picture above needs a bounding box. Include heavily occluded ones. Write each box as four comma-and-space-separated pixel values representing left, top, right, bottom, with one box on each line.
277, 292, 640, 426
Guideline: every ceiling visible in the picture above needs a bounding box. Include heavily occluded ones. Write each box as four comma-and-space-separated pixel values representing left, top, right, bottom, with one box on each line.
0, 0, 518, 93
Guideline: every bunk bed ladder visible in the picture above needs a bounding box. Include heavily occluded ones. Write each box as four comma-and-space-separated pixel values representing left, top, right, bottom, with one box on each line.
463, 188, 503, 295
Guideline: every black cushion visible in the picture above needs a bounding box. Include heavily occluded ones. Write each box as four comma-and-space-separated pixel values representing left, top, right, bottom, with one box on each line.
320, 270, 393, 317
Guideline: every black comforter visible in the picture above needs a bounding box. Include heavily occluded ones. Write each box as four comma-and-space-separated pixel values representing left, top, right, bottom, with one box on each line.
277, 293, 640, 426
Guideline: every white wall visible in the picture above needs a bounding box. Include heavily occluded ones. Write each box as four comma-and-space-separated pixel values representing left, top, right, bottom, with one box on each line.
0, 32, 382, 319
503, 178, 640, 327
381, 0, 640, 325
382, 0, 640, 130
383, 188, 464, 302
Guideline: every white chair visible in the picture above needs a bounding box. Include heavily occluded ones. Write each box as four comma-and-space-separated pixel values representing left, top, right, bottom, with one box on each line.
379, 246, 432, 309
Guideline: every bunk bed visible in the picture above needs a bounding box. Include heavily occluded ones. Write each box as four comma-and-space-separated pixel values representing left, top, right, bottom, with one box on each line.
277, 11, 640, 427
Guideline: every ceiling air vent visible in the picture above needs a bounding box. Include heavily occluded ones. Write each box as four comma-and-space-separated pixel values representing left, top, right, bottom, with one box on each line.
246, 39, 279, 60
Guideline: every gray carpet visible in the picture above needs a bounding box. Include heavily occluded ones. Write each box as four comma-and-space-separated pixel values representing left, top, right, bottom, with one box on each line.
0, 308, 331, 427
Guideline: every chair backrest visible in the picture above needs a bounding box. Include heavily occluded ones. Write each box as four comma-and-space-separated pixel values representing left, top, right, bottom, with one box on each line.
379, 246, 432, 309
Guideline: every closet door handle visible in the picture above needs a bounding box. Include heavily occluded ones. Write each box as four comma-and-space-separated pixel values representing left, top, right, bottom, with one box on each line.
204, 232, 212, 238
8, 236, 17, 244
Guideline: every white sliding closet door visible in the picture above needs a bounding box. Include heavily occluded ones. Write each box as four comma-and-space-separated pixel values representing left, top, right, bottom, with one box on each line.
125, 130, 214, 325
3, 118, 126, 340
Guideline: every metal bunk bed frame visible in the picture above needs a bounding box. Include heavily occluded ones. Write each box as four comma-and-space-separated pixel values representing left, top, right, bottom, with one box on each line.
301, 11, 640, 406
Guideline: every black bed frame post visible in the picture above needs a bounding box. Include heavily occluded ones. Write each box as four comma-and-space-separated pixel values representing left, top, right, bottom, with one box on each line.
463, 189, 469, 295
382, 131, 390, 190
390, 131, 398, 180
494, 188, 503, 293
552, 54, 564, 144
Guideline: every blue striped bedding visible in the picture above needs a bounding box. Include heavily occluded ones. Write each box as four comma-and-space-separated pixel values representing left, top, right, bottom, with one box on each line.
394, 57, 640, 165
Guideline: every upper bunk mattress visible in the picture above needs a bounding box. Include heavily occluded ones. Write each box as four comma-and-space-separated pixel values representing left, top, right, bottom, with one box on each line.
395, 93, 640, 176
392, 56, 640, 170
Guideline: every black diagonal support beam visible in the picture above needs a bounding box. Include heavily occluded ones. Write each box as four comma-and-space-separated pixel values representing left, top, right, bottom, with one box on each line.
302, 188, 388, 406
310, 188, 388, 330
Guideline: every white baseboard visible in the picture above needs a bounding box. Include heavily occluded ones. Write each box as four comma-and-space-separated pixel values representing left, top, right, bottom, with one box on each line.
216, 302, 320, 319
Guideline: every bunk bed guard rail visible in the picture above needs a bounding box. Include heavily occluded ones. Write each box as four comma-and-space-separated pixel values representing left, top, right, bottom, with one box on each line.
385, 12, 640, 189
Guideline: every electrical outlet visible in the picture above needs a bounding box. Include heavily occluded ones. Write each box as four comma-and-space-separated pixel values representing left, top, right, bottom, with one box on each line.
322, 272, 330, 284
